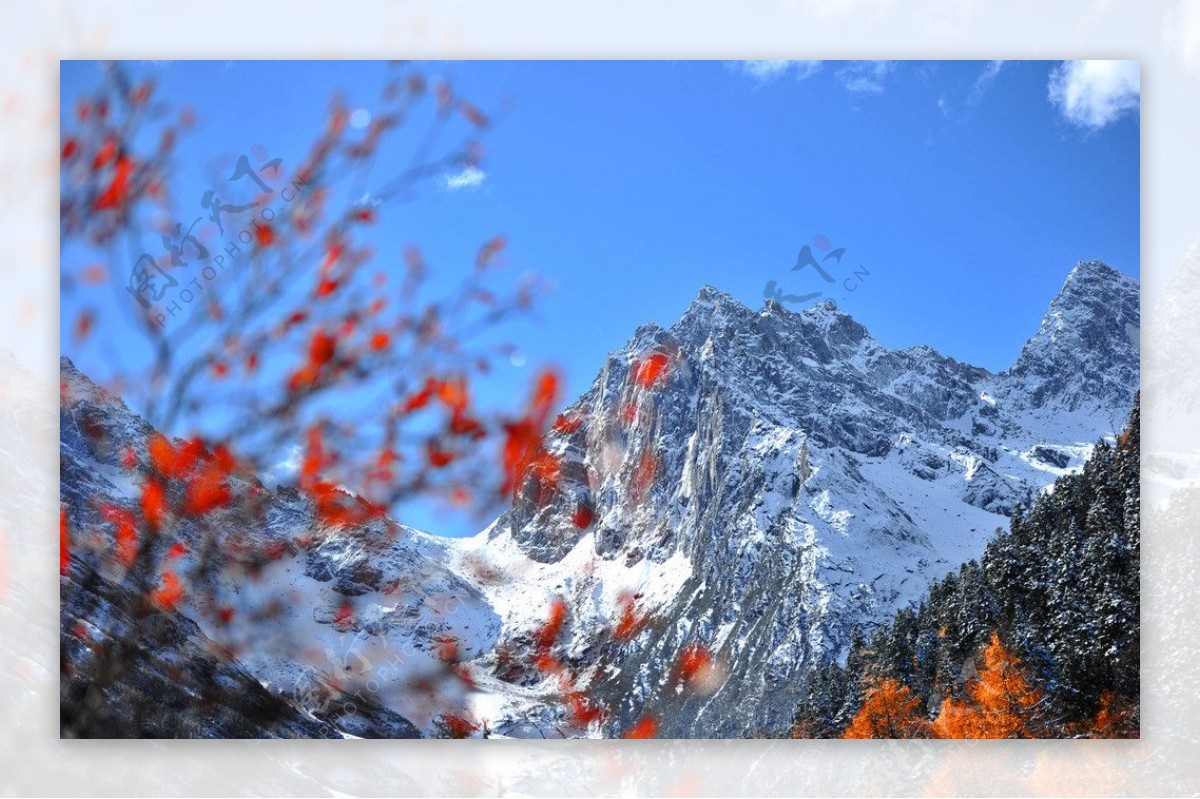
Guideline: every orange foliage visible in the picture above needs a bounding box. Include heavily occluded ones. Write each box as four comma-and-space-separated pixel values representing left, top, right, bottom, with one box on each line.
842, 677, 929, 739
566, 691, 606, 726
932, 632, 1044, 739
150, 431, 196, 475
1088, 691, 1138, 739
501, 369, 561, 498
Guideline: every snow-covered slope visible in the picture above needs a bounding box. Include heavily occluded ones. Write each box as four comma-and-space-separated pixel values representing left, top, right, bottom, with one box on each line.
59, 258, 1139, 738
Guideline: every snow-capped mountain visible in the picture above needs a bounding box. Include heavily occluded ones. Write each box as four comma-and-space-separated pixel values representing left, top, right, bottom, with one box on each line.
59, 259, 1139, 738
445, 258, 1139, 737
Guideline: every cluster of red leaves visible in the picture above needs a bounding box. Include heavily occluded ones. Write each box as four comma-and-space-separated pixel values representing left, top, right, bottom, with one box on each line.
440, 714, 479, 739
501, 370, 562, 499
294, 426, 383, 528
61, 67, 182, 246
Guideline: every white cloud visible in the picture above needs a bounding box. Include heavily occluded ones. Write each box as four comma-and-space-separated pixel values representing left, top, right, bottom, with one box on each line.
733, 60, 823, 82
968, 60, 1005, 105
442, 165, 486, 191
837, 61, 895, 94
1165, 0, 1200, 72
1048, 60, 1140, 130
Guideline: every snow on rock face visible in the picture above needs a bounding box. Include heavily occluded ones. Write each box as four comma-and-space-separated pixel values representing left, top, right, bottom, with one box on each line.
476, 264, 1138, 737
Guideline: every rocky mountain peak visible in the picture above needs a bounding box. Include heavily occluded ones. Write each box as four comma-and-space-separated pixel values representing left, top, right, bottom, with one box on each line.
1006, 259, 1139, 413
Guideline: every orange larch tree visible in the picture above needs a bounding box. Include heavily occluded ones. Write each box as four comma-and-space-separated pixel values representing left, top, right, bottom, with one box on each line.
932, 631, 1046, 738
842, 677, 930, 739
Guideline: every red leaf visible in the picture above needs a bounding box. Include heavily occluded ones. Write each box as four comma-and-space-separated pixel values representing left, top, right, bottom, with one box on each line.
148, 434, 197, 480
435, 636, 460, 663
631, 451, 658, 502
115, 517, 138, 567
441, 715, 478, 739
552, 413, 583, 434
94, 155, 135, 211
73, 310, 95, 342
183, 466, 231, 515
567, 692, 606, 726
435, 376, 469, 412
256, 224, 274, 247
140, 478, 168, 532
369, 332, 390, 351
677, 642, 714, 689
614, 594, 644, 641
459, 101, 489, 129
332, 601, 354, 632
426, 441, 455, 468
92, 138, 117, 170
60, 509, 69, 576
309, 332, 336, 366
476, 235, 507, 269
633, 351, 671, 389
623, 716, 658, 739
151, 570, 185, 611
534, 597, 568, 653
571, 504, 595, 530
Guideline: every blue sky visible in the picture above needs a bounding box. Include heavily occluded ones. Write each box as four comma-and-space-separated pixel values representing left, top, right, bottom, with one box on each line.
61, 60, 1140, 535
